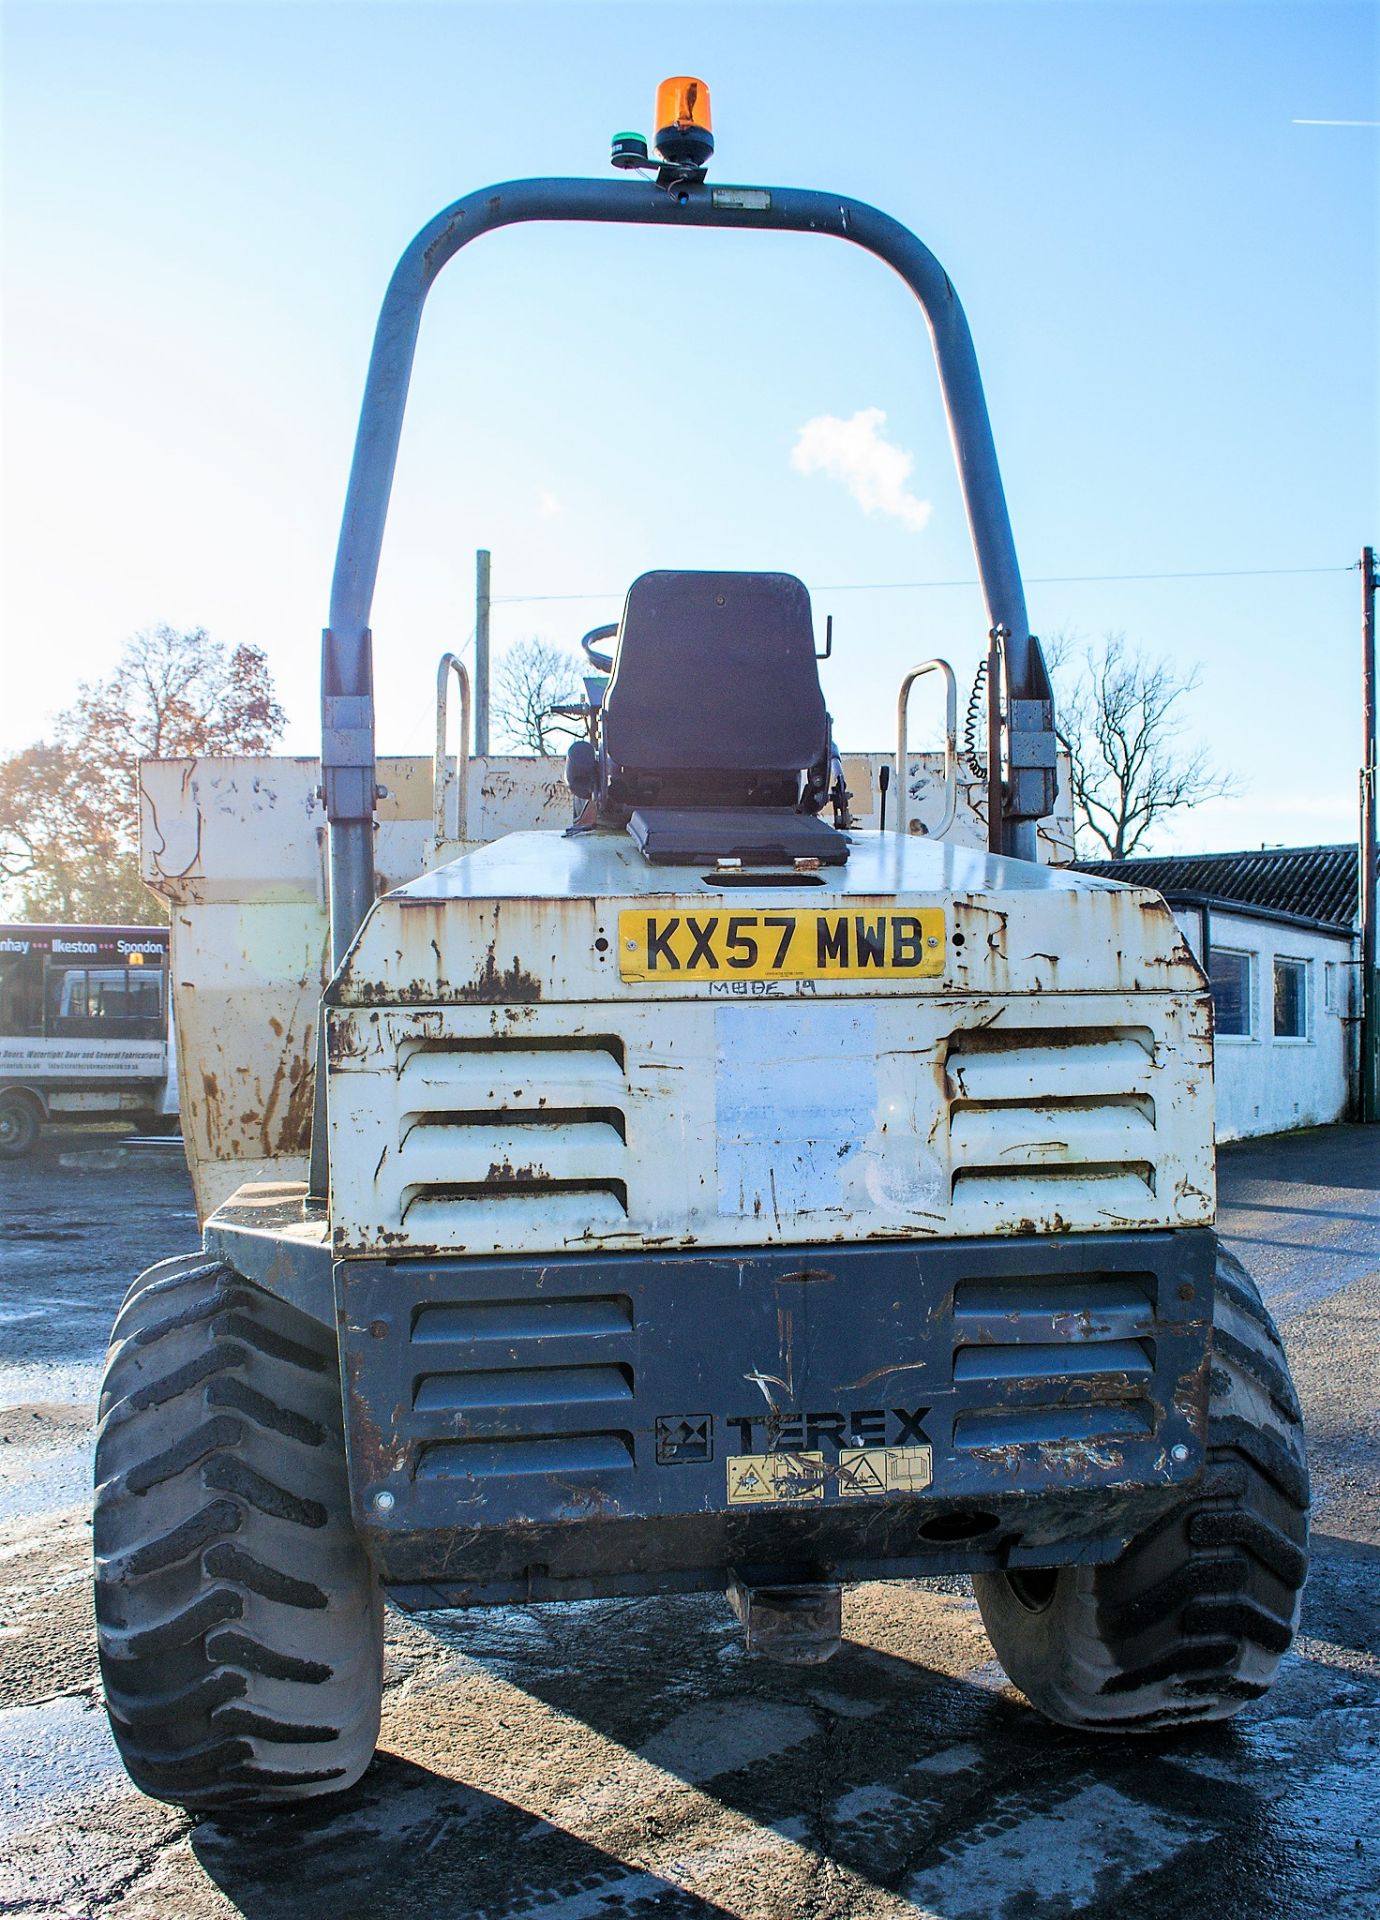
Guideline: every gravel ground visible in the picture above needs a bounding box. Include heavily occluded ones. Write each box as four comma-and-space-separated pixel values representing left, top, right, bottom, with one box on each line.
1, 1123, 1376, 1920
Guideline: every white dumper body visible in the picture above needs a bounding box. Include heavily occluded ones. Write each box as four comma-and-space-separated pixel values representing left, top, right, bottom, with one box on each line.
139, 744, 1074, 1221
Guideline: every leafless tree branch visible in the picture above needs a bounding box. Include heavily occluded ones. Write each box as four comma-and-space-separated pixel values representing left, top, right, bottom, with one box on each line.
1047, 630, 1237, 859
491, 640, 584, 757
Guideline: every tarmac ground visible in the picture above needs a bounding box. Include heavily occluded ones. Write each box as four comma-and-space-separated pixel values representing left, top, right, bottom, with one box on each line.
1, 1123, 1376, 1919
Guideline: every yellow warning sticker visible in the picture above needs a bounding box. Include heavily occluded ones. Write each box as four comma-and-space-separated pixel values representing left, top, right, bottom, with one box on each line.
726, 1451, 826, 1505
837, 1445, 934, 1497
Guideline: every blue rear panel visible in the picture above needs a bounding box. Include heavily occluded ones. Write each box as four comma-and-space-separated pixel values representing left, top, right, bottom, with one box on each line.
337, 1229, 1214, 1601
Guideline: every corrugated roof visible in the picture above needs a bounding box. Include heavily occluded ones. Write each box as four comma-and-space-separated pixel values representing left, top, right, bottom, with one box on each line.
1071, 844, 1360, 931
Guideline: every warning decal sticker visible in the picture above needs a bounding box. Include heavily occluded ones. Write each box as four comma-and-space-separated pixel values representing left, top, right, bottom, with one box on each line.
837, 1445, 933, 1497
724, 1446, 933, 1504
725, 1452, 826, 1505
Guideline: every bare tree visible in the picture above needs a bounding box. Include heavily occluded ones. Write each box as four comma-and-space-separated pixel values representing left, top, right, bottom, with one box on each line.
491, 639, 585, 756
1048, 632, 1236, 859
0, 625, 286, 922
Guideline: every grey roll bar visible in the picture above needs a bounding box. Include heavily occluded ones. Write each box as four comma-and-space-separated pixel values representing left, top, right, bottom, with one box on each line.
311, 174, 1058, 1194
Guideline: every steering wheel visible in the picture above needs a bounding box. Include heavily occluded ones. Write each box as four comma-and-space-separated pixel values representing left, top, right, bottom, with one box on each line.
581, 623, 617, 673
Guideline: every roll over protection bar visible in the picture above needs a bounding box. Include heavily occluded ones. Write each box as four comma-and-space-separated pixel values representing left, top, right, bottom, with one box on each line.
320, 174, 1058, 979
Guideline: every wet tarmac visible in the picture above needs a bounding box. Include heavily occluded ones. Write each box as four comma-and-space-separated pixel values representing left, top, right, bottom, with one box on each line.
1, 1125, 1376, 1919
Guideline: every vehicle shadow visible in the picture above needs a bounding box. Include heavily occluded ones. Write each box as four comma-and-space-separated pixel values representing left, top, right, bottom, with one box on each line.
187, 1563, 1380, 1920
189, 1747, 735, 1920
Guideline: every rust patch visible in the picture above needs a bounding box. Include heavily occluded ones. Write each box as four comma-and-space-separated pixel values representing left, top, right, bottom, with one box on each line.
457, 944, 543, 1004
197, 1072, 225, 1158
483, 1160, 551, 1185
966, 1439, 1129, 1478
1050, 1308, 1113, 1340
841, 1358, 931, 1392
344, 1346, 409, 1480
1172, 1345, 1213, 1442
1175, 1175, 1213, 1216
327, 1021, 370, 1064
258, 1045, 314, 1156
552, 1481, 622, 1520
279, 1051, 315, 1153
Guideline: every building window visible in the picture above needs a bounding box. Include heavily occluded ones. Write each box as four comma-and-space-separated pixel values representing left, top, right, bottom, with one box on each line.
1273, 957, 1309, 1039
1210, 948, 1252, 1037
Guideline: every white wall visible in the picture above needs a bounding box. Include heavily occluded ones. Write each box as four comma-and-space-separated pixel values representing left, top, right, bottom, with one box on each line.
1172, 905, 1357, 1141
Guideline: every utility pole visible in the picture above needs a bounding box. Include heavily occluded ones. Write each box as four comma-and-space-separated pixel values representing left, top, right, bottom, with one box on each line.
475, 548, 491, 757
1362, 546, 1378, 1122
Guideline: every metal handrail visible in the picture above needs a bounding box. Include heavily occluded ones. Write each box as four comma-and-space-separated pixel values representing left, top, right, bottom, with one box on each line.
895, 660, 958, 840
432, 652, 472, 845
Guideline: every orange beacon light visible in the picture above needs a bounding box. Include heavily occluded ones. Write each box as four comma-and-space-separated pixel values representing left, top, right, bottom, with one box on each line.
654, 76, 713, 168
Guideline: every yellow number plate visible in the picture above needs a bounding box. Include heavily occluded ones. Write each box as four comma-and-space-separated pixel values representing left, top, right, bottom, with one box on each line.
618, 906, 945, 982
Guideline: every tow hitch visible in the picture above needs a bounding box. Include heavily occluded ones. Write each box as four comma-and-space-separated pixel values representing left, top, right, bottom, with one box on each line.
727, 1570, 843, 1666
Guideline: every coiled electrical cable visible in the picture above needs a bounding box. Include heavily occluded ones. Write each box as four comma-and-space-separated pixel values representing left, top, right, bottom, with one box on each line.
963, 657, 989, 780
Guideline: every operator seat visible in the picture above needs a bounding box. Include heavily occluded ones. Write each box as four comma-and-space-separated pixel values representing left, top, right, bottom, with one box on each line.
600, 569, 846, 865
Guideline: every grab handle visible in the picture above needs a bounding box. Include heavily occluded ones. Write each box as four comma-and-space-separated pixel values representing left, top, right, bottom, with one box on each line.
433, 651, 472, 844
895, 660, 958, 839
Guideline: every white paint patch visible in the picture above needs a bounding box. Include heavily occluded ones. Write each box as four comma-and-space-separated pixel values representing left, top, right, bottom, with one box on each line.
0, 1505, 86, 1567
416, 1603, 562, 1675
902, 1780, 1211, 1916
0, 1696, 129, 1842
965, 1658, 1012, 1692
715, 1002, 876, 1220
0, 1435, 95, 1521
856, 1132, 946, 1217
807, 1685, 883, 1720
913, 1741, 983, 1775
507, 1865, 680, 1919
833, 1781, 909, 1823
638, 1699, 819, 1785
0, 1360, 106, 1410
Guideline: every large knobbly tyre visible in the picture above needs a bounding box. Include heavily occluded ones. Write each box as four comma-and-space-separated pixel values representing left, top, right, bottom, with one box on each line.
93, 1254, 384, 1808
972, 1238, 1308, 1731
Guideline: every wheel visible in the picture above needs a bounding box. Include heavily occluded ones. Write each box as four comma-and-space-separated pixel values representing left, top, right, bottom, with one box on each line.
0, 1090, 40, 1159
972, 1238, 1308, 1731
93, 1254, 384, 1808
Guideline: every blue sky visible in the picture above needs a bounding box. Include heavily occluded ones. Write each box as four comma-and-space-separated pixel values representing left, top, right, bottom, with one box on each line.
3, 0, 1376, 852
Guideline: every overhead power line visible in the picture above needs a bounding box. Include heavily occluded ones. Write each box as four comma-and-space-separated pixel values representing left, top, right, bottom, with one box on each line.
492, 563, 1351, 607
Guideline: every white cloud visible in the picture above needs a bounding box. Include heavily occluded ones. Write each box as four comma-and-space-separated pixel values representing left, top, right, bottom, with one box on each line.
790, 407, 933, 532
538, 489, 563, 517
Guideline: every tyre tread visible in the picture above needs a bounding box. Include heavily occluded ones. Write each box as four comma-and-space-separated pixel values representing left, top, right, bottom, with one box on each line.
94, 1258, 381, 1810
972, 1238, 1308, 1733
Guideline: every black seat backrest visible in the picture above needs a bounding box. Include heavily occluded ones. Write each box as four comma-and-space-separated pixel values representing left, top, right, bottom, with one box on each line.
602, 571, 828, 774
